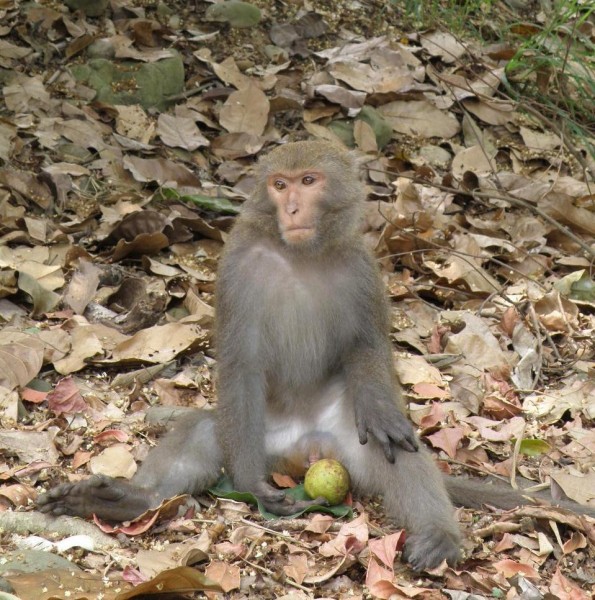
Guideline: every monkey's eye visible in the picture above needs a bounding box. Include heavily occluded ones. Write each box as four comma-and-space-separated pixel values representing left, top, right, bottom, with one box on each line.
274, 179, 286, 190
302, 175, 315, 185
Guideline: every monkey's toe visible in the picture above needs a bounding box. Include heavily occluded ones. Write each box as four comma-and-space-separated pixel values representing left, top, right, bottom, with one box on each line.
37, 475, 147, 520
37, 481, 94, 518
260, 495, 329, 516
402, 529, 461, 571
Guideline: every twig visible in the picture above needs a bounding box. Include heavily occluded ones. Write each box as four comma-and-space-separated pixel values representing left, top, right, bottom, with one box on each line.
474, 521, 522, 538
509, 421, 526, 491
240, 517, 342, 536
372, 168, 595, 259
240, 556, 311, 593
508, 88, 595, 185
527, 303, 544, 389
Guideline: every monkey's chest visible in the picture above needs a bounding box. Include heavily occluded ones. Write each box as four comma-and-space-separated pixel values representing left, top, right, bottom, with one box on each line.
258, 274, 356, 384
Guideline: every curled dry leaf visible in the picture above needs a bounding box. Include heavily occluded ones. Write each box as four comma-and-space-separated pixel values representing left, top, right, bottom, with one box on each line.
157, 114, 209, 150
0, 430, 59, 464
426, 427, 465, 459
219, 84, 270, 136
534, 290, 579, 332
204, 561, 241, 593
63, 260, 101, 315
0, 330, 45, 390
123, 155, 202, 187
47, 376, 87, 415
90, 444, 137, 479
442, 312, 509, 371
378, 100, 460, 138
420, 31, 467, 63
104, 322, 207, 364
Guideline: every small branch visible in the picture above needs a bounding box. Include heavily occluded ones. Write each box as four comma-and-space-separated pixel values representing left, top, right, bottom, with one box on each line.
374, 169, 595, 260
0, 511, 119, 550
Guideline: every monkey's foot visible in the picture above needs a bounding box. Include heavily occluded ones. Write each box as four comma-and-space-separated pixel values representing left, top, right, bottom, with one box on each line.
261, 495, 329, 516
250, 480, 328, 516
402, 528, 461, 571
37, 474, 155, 522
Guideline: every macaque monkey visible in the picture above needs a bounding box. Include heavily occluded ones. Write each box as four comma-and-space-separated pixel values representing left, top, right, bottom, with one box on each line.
38, 141, 594, 571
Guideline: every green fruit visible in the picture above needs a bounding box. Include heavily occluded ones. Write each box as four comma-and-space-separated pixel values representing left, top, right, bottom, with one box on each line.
304, 459, 350, 506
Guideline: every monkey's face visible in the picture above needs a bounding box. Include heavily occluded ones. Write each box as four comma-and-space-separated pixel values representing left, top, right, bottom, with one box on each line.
267, 171, 326, 245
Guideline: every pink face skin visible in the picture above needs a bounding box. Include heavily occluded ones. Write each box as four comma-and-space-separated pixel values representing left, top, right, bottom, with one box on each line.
267, 170, 326, 245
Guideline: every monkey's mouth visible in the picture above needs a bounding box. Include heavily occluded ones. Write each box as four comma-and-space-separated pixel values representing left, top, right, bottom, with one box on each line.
283, 226, 315, 243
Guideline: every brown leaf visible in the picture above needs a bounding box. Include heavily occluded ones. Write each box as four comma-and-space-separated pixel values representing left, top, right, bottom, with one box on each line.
123, 156, 202, 186
90, 444, 137, 479
378, 100, 460, 138
420, 31, 466, 63
549, 568, 590, 600
116, 566, 222, 599
0, 330, 45, 390
204, 561, 240, 593
157, 114, 209, 150
493, 558, 538, 578
105, 322, 207, 364
111, 232, 170, 261
283, 553, 308, 585
368, 531, 405, 569
63, 260, 101, 315
93, 429, 130, 445
210, 132, 264, 159
426, 427, 464, 459
0, 482, 36, 507
47, 376, 87, 415
219, 84, 270, 136
0, 430, 59, 464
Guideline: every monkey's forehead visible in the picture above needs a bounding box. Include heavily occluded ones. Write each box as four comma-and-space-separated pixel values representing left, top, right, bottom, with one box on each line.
258, 141, 355, 174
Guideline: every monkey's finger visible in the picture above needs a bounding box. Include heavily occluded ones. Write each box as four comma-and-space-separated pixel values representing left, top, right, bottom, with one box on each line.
357, 423, 369, 446
308, 496, 329, 507
390, 432, 418, 453
382, 442, 395, 463
255, 483, 286, 503
375, 431, 396, 463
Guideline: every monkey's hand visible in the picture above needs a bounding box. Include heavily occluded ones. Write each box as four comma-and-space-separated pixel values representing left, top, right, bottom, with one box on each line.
251, 480, 328, 516
355, 401, 418, 460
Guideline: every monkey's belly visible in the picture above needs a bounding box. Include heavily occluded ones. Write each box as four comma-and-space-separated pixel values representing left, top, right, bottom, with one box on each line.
264, 378, 349, 459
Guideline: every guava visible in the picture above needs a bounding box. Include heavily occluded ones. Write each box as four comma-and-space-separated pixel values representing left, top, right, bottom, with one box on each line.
304, 459, 350, 505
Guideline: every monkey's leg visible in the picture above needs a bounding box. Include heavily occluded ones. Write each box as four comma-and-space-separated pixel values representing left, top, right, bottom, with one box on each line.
337, 437, 461, 571
38, 411, 222, 522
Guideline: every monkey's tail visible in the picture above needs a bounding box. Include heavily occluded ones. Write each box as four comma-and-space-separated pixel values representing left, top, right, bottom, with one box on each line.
444, 475, 595, 518
444, 475, 534, 510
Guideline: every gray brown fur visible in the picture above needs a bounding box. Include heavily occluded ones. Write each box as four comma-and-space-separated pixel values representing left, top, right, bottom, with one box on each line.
37, 141, 594, 571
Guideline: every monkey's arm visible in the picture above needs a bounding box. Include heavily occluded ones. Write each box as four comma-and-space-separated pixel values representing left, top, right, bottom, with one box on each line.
215, 266, 270, 498
344, 254, 418, 459
346, 343, 418, 459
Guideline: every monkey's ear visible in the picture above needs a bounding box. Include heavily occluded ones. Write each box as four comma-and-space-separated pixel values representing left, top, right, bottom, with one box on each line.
347, 148, 371, 180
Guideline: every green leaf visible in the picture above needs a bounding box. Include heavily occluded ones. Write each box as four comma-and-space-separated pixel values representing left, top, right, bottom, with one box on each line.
357, 106, 393, 149
517, 438, 551, 457
570, 276, 595, 302
205, 1, 261, 28
159, 187, 240, 214
327, 120, 355, 147
209, 476, 352, 520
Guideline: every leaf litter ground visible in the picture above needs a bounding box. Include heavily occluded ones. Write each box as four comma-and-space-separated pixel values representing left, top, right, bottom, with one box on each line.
0, 1, 594, 598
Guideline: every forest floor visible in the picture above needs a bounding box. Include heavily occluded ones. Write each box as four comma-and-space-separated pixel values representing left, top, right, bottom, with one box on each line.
0, 0, 594, 599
